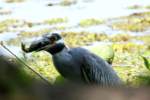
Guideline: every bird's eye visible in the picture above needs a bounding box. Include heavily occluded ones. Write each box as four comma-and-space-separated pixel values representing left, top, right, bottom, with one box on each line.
50, 36, 57, 41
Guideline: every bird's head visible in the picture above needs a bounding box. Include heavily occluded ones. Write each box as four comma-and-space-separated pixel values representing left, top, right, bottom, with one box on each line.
21, 33, 65, 54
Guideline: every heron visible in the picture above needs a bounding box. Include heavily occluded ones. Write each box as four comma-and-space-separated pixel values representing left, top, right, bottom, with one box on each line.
21, 33, 122, 86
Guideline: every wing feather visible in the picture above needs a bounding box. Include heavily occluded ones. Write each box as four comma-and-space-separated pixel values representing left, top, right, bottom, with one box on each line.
81, 52, 121, 86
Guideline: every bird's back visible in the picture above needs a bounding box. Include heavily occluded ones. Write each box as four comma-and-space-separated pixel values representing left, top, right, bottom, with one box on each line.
69, 47, 122, 86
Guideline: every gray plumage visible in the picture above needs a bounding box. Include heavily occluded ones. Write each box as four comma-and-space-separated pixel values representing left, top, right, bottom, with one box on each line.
21, 33, 122, 86
53, 47, 121, 86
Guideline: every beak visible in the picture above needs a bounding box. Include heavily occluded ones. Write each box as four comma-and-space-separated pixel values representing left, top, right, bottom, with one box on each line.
21, 37, 50, 53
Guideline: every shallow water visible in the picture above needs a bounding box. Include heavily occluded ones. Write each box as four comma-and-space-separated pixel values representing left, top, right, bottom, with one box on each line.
0, 0, 150, 37
0, 45, 22, 57
0, 0, 149, 21
0, 32, 19, 41
0, 0, 150, 56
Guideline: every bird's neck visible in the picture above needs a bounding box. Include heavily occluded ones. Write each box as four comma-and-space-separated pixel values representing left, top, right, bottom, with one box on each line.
46, 43, 68, 55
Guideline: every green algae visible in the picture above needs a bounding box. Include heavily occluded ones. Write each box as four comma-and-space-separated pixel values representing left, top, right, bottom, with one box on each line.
4, 0, 25, 3
44, 18, 68, 25
0, 19, 20, 33
86, 44, 114, 64
111, 12, 150, 32
60, 0, 77, 6
79, 18, 104, 27
127, 5, 150, 10
127, 5, 143, 9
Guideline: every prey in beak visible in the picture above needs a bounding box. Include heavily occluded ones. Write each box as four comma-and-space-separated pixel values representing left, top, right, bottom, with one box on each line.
21, 33, 62, 53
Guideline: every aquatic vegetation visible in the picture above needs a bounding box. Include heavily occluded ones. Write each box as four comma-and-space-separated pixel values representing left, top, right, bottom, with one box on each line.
20, 29, 52, 37
112, 40, 150, 86
24, 52, 60, 84
112, 42, 145, 74
6, 37, 22, 46
7, 31, 108, 46
114, 66, 148, 86
112, 21, 146, 32
111, 12, 150, 32
60, 0, 77, 6
61, 32, 108, 47
113, 42, 144, 53
86, 44, 114, 64
127, 5, 143, 9
0, 19, 17, 33
4, 0, 25, 3
135, 34, 150, 43
113, 23, 130, 31
110, 33, 132, 42
127, 5, 150, 10
135, 75, 150, 86
0, 19, 26, 33
44, 18, 68, 25
20, 26, 67, 38
79, 18, 104, 27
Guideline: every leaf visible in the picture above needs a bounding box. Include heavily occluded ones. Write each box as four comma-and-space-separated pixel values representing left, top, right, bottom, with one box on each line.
141, 56, 150, 71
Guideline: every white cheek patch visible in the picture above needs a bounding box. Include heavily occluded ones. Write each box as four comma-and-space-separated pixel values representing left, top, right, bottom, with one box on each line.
56, 39, 64, 44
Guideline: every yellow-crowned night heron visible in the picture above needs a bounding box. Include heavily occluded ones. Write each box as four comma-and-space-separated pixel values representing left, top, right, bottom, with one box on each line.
21, 33, 122, 86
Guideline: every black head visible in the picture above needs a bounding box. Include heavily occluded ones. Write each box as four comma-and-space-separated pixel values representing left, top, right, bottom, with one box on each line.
43, 33, 62, 41
21, 33, 65, 54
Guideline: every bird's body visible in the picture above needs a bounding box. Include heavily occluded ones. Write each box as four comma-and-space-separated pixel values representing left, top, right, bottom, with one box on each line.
47, 43, 121, 86
22, 33, 122, 86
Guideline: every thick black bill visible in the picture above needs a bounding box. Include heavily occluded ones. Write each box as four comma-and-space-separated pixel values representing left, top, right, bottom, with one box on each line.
21, 38, 50, 53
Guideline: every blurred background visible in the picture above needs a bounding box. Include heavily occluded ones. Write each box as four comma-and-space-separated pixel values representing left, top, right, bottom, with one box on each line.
0, 0, 150, 97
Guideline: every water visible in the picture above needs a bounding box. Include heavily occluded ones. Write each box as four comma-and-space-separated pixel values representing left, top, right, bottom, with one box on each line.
0, 32, 19, 41
0, 0, 150, 56
0, 0, 150, 22
0, 0, 150, 32
0, 45, 22, 57
1, 0, 149, 34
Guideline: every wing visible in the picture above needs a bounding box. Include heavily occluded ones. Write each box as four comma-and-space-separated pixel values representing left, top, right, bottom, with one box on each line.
81, 52, 121, 86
